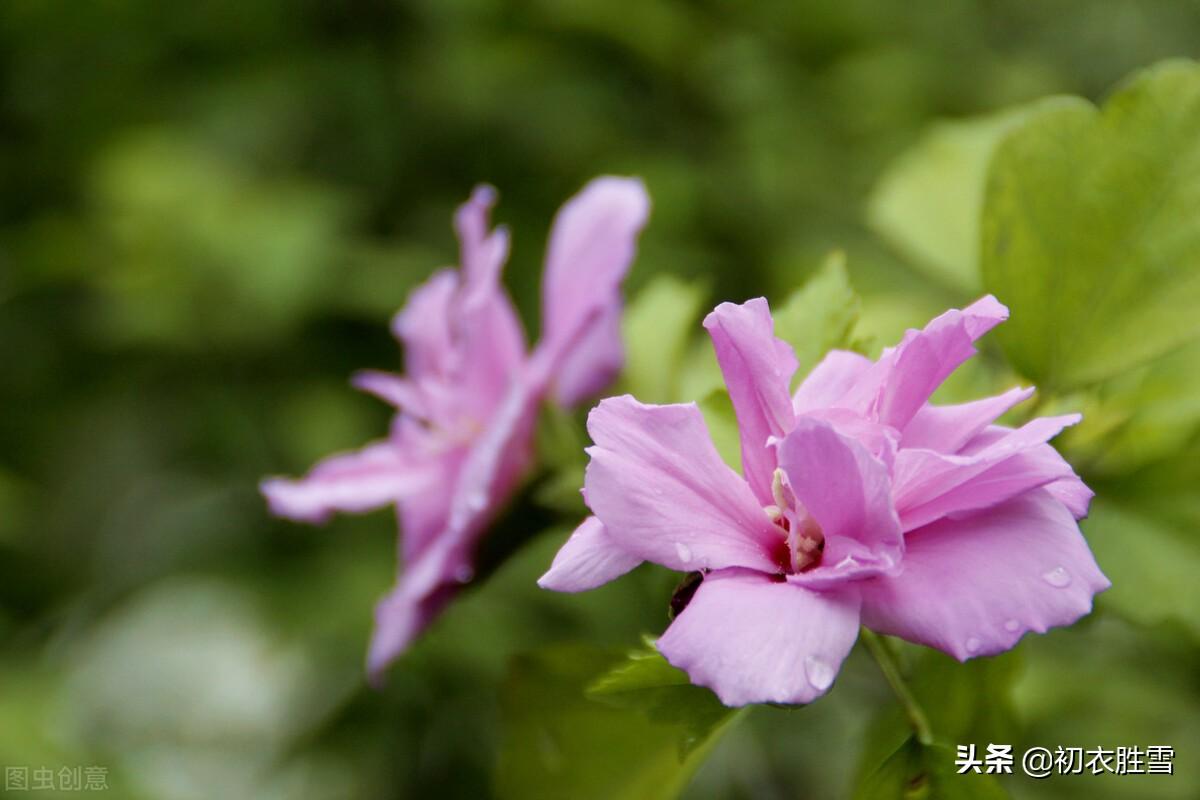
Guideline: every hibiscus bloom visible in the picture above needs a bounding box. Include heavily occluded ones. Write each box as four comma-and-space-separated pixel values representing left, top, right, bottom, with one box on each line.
263, 177, 650, 681
540, 296, 1108, 707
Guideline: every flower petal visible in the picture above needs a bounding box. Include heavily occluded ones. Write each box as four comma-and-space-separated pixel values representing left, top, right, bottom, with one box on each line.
776, 417, 904, 586
703, 298, 799, 504
396, 449, 464, 564
791, 349, 874, 415
368, 376, 544, 679
859, 490, 1110, 661
899, 445, 1090, 531
900, 386, 1034, 453
548, 303, 623, 408
1044, 472, 1094, 520
260, 442, 439, 524
367, 579, 457, 685
351, 370, 430, 415
452, 187, 528, 411
537, 176, 649, 406
456, 288, 528, 419
584, 395, 782, 573
844, 296, 1009, 429
893, 414, 1081, 531
454, 184, 510, 288
390, 269, 459, 379
538, 516, 642, 592
657, 568, 861, 706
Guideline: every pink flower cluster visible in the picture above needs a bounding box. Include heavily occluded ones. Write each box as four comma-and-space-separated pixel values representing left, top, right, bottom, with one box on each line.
263, 178, 649, 680
540, 296, 1108, 706
263, 176, 1107, 704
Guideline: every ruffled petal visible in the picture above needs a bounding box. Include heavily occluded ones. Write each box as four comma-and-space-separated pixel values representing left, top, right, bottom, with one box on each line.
584, 395, 782, 574
260, 442, 439, 524
776, 417, 903, 586
842, 296, 1009, 429
351, 370, 430, 415
900, 386, 1034, 453
538, 516, 642, 592
859, 490, 1110, 661
791, 349, 874, 415
453, 186, 527, 413
703, 298, 799, 505
391, 269, 459, 380
536, 176, 649, 406
893, 414, 1081, 531
900, 445, 1089, 532
1044, 472, 1094, 520
548, 303, 623, 408
657, 568, 861, 706
454, 184, 510, 288
366, 378, 544, 679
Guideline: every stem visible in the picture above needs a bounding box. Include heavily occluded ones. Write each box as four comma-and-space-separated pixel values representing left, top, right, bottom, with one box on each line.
861, 629, 934, 746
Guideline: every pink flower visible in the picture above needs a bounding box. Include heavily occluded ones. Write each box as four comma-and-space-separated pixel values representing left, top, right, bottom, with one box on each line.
263, 177, 650, 681
540, 296, 1109, 707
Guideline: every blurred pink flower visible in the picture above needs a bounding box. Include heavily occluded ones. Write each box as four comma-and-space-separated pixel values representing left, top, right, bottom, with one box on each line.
540, 296, 1108, 707
263, 177, 649, 681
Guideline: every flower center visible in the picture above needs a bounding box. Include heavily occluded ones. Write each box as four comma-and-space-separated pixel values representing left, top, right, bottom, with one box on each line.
765, 468, 825, 574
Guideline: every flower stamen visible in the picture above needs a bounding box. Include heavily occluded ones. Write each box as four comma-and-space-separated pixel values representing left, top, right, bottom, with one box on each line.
767, 468, 826, 573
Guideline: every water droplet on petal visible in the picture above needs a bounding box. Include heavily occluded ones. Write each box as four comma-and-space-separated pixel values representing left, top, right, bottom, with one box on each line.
804, 655, 835, 692
454, 565, 475, 583
674, 542, 693, 564
1004, 619, 1020, 633
466, 492, 487, 511
965, 637, 981, 654
1041, 567, 1071, 588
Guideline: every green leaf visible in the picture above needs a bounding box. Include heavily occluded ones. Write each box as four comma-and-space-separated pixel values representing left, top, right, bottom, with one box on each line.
981, 59, 1200, 390
868, 109, 1034, 292
1083, 499, 1200, 640
495, 644, 740, 800
586, 639, 738, 758
622, 274, 709, 403
771, 251, 861, 377
854, 737, 1009, 800
586, 636, 690, 694
1060, 339, 1200, 476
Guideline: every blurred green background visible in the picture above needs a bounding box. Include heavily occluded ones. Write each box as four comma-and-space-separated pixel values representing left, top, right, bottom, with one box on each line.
3, 2, 1200, 798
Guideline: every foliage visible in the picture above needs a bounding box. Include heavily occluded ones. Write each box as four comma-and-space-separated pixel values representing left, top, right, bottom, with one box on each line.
496, 644, 738, 800
982, 60, 1200, 391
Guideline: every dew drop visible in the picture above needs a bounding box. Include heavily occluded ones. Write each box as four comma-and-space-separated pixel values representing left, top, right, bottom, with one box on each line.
965, 636, 981, 654
454, 565, 475, 583
675, 542, 693, 563
804, 655, 835, 692
466, 492, 487, 511
1004, 619, 1020, 633
1041, 567, 1071, 588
